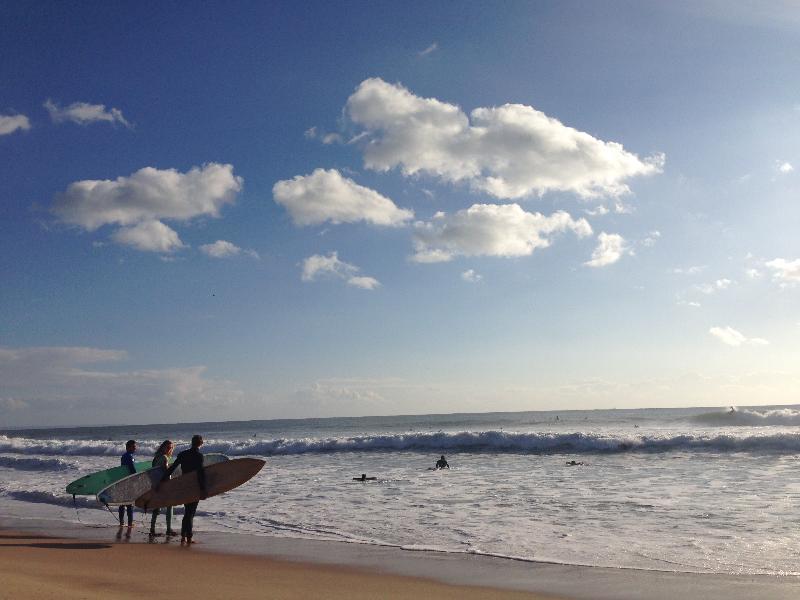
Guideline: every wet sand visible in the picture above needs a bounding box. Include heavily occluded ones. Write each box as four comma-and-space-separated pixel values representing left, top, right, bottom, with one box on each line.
0, 527, 559, 600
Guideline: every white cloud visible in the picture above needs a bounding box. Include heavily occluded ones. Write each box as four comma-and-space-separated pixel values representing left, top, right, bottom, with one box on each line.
304, 126, 318, 139
111, 220, 185, 253
461, 269, 482, 283
347, 276, 380, 290
765, 258, 800, 284
677, 300, 702, 307
345, 78, 663, 200
273, 168, 413, 227
411, 203, 592, 263
199, 239, 258, 259
0, 113, 31, 135
418, 42, 439, 56
52, 163, 242, 251
0, 346, 242, 423
777, 161, 794, 173
709, 326, 769, 347
584, 232, 628, 267
44, 99, 131, 127
301, 252, 380, 290
745, 268, 762, 279
45, 99, 130, 127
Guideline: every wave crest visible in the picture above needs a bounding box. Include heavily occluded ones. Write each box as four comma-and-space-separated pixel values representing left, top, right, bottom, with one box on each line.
5, 431, 800, 456
690, 408, 800, 427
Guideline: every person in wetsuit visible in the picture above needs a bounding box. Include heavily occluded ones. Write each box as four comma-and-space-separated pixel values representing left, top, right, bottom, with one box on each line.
119, 440, 137, 527
435, 455, 449, 469
149, 440, 177, 536
162, 434, 206, 544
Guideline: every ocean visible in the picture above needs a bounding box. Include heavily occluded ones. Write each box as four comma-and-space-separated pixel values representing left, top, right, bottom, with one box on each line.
2, 405, 800, 576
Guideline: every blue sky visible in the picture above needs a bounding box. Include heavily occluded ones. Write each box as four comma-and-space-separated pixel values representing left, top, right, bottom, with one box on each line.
1, 1, 799, 426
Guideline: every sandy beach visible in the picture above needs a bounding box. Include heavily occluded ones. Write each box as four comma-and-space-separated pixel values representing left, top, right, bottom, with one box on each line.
0, 527, 558, 600
4, 515, 800, 600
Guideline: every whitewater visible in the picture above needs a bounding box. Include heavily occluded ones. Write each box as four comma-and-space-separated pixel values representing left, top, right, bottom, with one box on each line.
2, 405, 800, 575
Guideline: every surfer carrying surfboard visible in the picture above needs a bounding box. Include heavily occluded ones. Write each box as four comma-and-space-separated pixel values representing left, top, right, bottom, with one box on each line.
149, 440, 177, 537
160, 434, 207, 544
119, 440, 137, 527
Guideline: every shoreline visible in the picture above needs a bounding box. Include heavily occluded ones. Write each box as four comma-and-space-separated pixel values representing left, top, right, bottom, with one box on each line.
3, 514, 800, 599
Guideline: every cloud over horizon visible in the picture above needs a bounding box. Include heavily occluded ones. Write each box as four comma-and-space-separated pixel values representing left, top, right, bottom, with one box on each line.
346, 78, 663, 200
0, 346, 242, 420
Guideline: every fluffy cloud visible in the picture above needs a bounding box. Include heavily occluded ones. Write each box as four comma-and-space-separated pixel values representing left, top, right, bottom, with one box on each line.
52, 163, 242, 252
584, 232, 628, 267
44, 99, 131, 127
0, 346, 242, 424
765, 258, 800, 284
345, 78, 663, 200
0, 113, 30, 135
273, 168, 413, 227
709, 326, 769, 347
411, 203, 591, 263
301, 252, 380, 289
111, 220, 185, 253
777, 161, 794, 173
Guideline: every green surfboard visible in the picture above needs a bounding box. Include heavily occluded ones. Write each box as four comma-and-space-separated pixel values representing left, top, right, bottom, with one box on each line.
66, 461, 152, 496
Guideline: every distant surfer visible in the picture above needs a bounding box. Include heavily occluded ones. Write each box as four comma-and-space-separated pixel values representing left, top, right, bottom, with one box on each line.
119, 440, 137, 528
149, 440, 177, 537
162, 434, 207, 545
353, 474, 377, 481
565, 460, 584, 466
435, 455, 449, 469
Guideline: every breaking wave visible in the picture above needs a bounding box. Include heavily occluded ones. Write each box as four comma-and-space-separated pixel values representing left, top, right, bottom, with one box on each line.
690, 408, 800, 427
0, 456, 76, 471
4, 431, 800, 456
6, 490, 104, 509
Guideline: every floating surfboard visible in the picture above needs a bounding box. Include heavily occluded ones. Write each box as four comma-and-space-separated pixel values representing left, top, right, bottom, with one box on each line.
135, 458, 265, 510
66, 461, 152, 496
97, 454, 230, 506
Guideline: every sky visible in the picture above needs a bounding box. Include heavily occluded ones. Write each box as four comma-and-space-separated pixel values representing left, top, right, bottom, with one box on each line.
1, 1, 799, 427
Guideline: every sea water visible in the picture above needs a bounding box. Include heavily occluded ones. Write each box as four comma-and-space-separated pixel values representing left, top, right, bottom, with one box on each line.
2, 406, 800, 575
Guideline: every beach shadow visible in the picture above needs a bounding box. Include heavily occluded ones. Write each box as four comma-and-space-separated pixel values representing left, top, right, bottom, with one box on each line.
0, 534, 53, 540
0, 542, 111, 550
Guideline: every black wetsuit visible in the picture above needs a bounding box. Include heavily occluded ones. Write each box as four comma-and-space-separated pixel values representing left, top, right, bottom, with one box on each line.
164, 447, 206, 539
435, 458, 449, 469
119, 451, 136, 525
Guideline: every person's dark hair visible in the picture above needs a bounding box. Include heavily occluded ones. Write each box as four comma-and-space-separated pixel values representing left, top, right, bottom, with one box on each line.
156, 440, 172, 455
126, 439, 136, 450
191, 434, 203, 447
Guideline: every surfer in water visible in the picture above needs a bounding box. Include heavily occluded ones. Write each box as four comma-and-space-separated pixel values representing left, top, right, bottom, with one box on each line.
119, 440, 137, 527
162, 434, 206, 545
149, 440, 177, 537
435, 455, 449, 469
